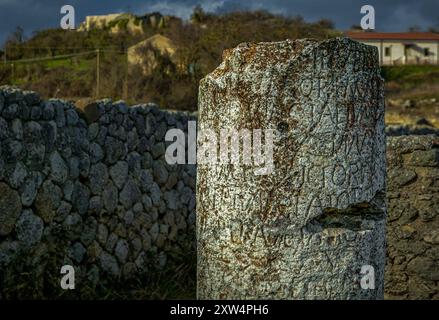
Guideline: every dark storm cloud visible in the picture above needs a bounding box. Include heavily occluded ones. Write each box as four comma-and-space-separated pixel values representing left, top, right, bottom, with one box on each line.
0, 0, 438, 47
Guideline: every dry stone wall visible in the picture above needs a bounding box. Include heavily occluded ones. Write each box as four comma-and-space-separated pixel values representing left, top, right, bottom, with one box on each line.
385, 135, 439, 299
0, 86, 196, 293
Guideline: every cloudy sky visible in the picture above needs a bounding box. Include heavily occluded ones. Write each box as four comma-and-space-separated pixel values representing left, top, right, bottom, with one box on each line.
0, 0, 438, 46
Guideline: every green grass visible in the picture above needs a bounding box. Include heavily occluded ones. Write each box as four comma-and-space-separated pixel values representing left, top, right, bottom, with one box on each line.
44, 58, 92, 71
382, 65, 439, 100
382, 65, 439, 83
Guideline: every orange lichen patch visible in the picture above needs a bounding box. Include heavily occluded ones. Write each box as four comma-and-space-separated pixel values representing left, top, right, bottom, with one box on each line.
241, 43, 258, 64
197, 38, 386, 299
222, 48, 234, 61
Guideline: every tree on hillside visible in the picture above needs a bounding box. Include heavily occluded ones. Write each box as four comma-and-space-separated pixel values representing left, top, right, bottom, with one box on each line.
9, 26, 25, 43
190, 5, 214, 24
1, 10, 337, 109
3, 26, 26, 60
315, 19, 334, 30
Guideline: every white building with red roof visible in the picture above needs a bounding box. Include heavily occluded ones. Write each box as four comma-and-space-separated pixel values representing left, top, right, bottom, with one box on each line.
345, 31, 439, 65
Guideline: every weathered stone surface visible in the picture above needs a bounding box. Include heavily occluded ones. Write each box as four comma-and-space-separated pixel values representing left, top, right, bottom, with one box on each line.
42, 101, 55, 120
197, 38, 387, 299
105, 136, 126, 164
407, 256, 439, 281
120, 178, 141, 209
23, 90, 41, 105
405, 150, 439, 167
62, 212, 83, 240
35, 180, 62, 223
11, 118, 23, 140
68, 242, 87, 263
20, 171, 43, 206
101, 182, 118, 215
109, 161, 128, 189
152, 160, 168, 186
105, 233, 118, 252
0, 241, 19, 267
99, 251, 120, 277
8, 161, 28, 189
0, 117, 9, 139
56, 201, 72, 222
151, 142, 165, 159
71, 181, 90, 215
0, 182, 22, 236
115, 239, 129, 263
164, 190, 179, 210
388, 168, 417, 187
2, 103, 19, 119
89, 142, 104, 164
0, 86, 198, 298
385, 135, 439, 300
49, 151, 68, 184
88, 195, 102, 214
88, 122, 100, 140
66, 108, 79, 126
55, 104, 66, 127
142, 194, 153, 210
89, 163, 109, 195
81, 217, 97, 246
16, 209, 44, 246
149, 182, 161, 206
97, 224, 109, 245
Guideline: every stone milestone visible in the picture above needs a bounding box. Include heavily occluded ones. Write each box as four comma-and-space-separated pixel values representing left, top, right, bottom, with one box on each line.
197, 38, 387, 299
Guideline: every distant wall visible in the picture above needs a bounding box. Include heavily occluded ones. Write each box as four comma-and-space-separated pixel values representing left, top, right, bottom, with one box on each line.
0, 87, 196, 295
385, 135, 439, 299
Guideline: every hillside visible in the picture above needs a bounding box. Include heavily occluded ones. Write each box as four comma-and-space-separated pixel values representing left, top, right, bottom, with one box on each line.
0, 9, 339, 111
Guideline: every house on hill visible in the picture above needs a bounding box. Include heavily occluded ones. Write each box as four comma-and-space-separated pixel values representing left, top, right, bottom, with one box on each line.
345, 31, 439, 65
127, 34, 180, 75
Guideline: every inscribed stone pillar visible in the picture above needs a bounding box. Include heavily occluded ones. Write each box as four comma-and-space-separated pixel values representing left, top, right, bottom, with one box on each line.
197, 38, 386, 299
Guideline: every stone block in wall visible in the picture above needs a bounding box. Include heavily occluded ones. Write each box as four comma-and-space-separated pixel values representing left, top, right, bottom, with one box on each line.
385, 135, 439, 300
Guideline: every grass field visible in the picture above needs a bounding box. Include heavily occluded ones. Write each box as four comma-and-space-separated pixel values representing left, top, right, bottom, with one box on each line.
382, 65, 439, 100
44, 58, 92, 71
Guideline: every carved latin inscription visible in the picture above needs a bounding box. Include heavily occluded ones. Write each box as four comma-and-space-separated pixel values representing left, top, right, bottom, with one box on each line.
197, 38, 386, 300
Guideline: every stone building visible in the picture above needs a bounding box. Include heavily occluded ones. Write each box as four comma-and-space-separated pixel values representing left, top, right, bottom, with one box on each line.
345, 32, 439, 65
127, 34, 179, 76
78, 13, 124, 31
78, 12, 170, 35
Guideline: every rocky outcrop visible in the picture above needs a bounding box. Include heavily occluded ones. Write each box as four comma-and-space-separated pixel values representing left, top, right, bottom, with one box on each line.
78, 12, 169, 35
